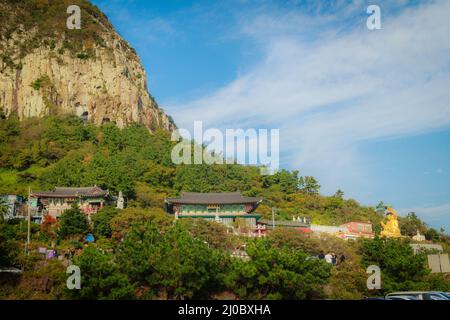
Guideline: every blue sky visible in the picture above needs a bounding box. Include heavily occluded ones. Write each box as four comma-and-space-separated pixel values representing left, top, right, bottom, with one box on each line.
92, 0, 450, 231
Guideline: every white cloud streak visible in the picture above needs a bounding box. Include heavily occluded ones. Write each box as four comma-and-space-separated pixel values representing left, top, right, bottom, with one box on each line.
167, 0, 450, 202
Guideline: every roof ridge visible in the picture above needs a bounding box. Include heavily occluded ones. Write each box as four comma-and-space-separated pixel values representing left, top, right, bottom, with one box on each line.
183, 191, 241, 195
55, 186, 96, 189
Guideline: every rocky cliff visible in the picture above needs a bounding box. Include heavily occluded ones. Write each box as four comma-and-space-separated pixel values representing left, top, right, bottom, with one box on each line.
0, 0, 175, 131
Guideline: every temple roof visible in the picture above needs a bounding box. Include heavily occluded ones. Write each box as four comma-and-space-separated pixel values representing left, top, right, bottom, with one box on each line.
31, 186, 108, 198
165, 192, 262, 205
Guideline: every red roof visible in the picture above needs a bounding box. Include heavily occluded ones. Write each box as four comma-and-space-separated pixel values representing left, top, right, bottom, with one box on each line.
340, 221, 372, 226
297, 227, 313, 233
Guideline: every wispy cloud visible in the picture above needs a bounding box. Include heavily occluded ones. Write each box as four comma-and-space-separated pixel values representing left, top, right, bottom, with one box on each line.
399, 204, 450, 231
167, 0, 450, 201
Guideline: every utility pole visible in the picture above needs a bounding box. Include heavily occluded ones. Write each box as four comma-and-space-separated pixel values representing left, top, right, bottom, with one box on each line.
271, 207, 277, 230
26, 186, 31, 256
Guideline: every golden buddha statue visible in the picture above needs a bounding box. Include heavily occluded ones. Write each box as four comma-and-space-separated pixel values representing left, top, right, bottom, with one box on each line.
380, 207, 402, 238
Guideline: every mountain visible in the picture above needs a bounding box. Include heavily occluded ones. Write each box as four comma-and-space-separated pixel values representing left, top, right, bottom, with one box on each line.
0, 0, 175, 131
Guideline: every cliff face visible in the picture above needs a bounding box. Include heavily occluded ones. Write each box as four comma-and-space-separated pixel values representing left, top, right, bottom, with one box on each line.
0, 0, 175, 131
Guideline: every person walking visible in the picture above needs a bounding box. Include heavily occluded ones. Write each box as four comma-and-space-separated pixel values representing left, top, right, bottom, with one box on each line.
331, 252, 337, 266
339, 253, 346, 265
325, 252, 333, 264
318, 251, 325, 260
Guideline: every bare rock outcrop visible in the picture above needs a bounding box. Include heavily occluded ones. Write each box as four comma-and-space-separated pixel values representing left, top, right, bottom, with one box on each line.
0, 0, 175, 131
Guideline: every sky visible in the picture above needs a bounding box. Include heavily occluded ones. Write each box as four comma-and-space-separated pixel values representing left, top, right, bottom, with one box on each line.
92, 0, 450, 231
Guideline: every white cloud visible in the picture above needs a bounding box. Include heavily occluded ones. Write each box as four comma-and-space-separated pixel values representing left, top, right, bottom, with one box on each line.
166, 1, 450, 202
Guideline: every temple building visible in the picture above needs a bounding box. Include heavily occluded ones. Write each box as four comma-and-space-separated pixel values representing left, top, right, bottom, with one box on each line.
30, 186, 113, 219
338, 221, 375, 240
311, 221, 375, 240
165, 192, 263, 233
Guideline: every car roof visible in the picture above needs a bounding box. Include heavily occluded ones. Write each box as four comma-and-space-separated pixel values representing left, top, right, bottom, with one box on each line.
386, 296, 417, 300
386, 291, 449, 299
387, 291, 437, 295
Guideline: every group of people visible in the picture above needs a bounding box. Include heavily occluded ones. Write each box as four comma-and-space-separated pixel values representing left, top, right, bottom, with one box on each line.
318, 251, 345, 266
38, 246, 80, 262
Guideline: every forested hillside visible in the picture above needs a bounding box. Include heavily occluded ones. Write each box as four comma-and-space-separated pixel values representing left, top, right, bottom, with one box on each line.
0, 113, 385, 226
1, 114, 449, 300
1, 0, 449, 301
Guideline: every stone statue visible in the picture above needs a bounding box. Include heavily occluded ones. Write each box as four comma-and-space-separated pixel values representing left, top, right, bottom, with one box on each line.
412, 230, 426, 242
116, 191, 124, 209
380, 207, 402, 238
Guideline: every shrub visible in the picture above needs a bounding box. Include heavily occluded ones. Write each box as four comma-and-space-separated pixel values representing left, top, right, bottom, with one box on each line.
30, 75, 51, 91
57, 205, 89, 240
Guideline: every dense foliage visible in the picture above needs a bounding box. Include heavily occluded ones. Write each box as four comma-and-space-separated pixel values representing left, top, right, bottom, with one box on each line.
57, 205, 89, 239
116, 221, 226, 299
91, 206, 119, 238
360, 237, 449, 293
0, 0, 117, 60
69, 246, 135, 300
224, 239, 332, 299
0, 114, 449, 299
0, 114, 386, 227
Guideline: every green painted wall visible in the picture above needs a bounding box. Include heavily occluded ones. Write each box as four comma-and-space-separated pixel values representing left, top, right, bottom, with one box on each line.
180, 204, 245, 214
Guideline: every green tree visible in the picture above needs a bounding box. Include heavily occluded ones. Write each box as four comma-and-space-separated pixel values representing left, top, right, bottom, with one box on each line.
84, 149, 147, 197
39, 151, 86, 187
0, 198, 8, 220
262, 170, 300, 194
178, 218, 234, 250
399, 212, 427, 237
116, 221, 225, 299
109, 207, 172, 239
57, 205, 89, 239
173, 163, 258, 193
134, 182, 168, 209
225, 239, 331, 299
143, 161, 174, 188
299, 176, 321, 194
0, 222, 20, 267
68, 246, 134, 299
424, 228, 440, 241
360, 237, 430, 293
91, 206, 119, 238
0, 218, 33, 268
334, 189, 344, 199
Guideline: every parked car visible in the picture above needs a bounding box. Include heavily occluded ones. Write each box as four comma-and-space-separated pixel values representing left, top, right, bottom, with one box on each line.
385, 295, 417, 300
385, 291, 449, 300
438, 292, 450, 299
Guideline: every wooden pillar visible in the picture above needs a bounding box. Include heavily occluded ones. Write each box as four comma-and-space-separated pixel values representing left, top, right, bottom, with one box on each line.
215, 205, 220, 223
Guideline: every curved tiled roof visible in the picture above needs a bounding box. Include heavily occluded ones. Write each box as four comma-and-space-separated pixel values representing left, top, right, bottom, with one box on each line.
31, 186, 108, 198
166, 192, 262, 205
